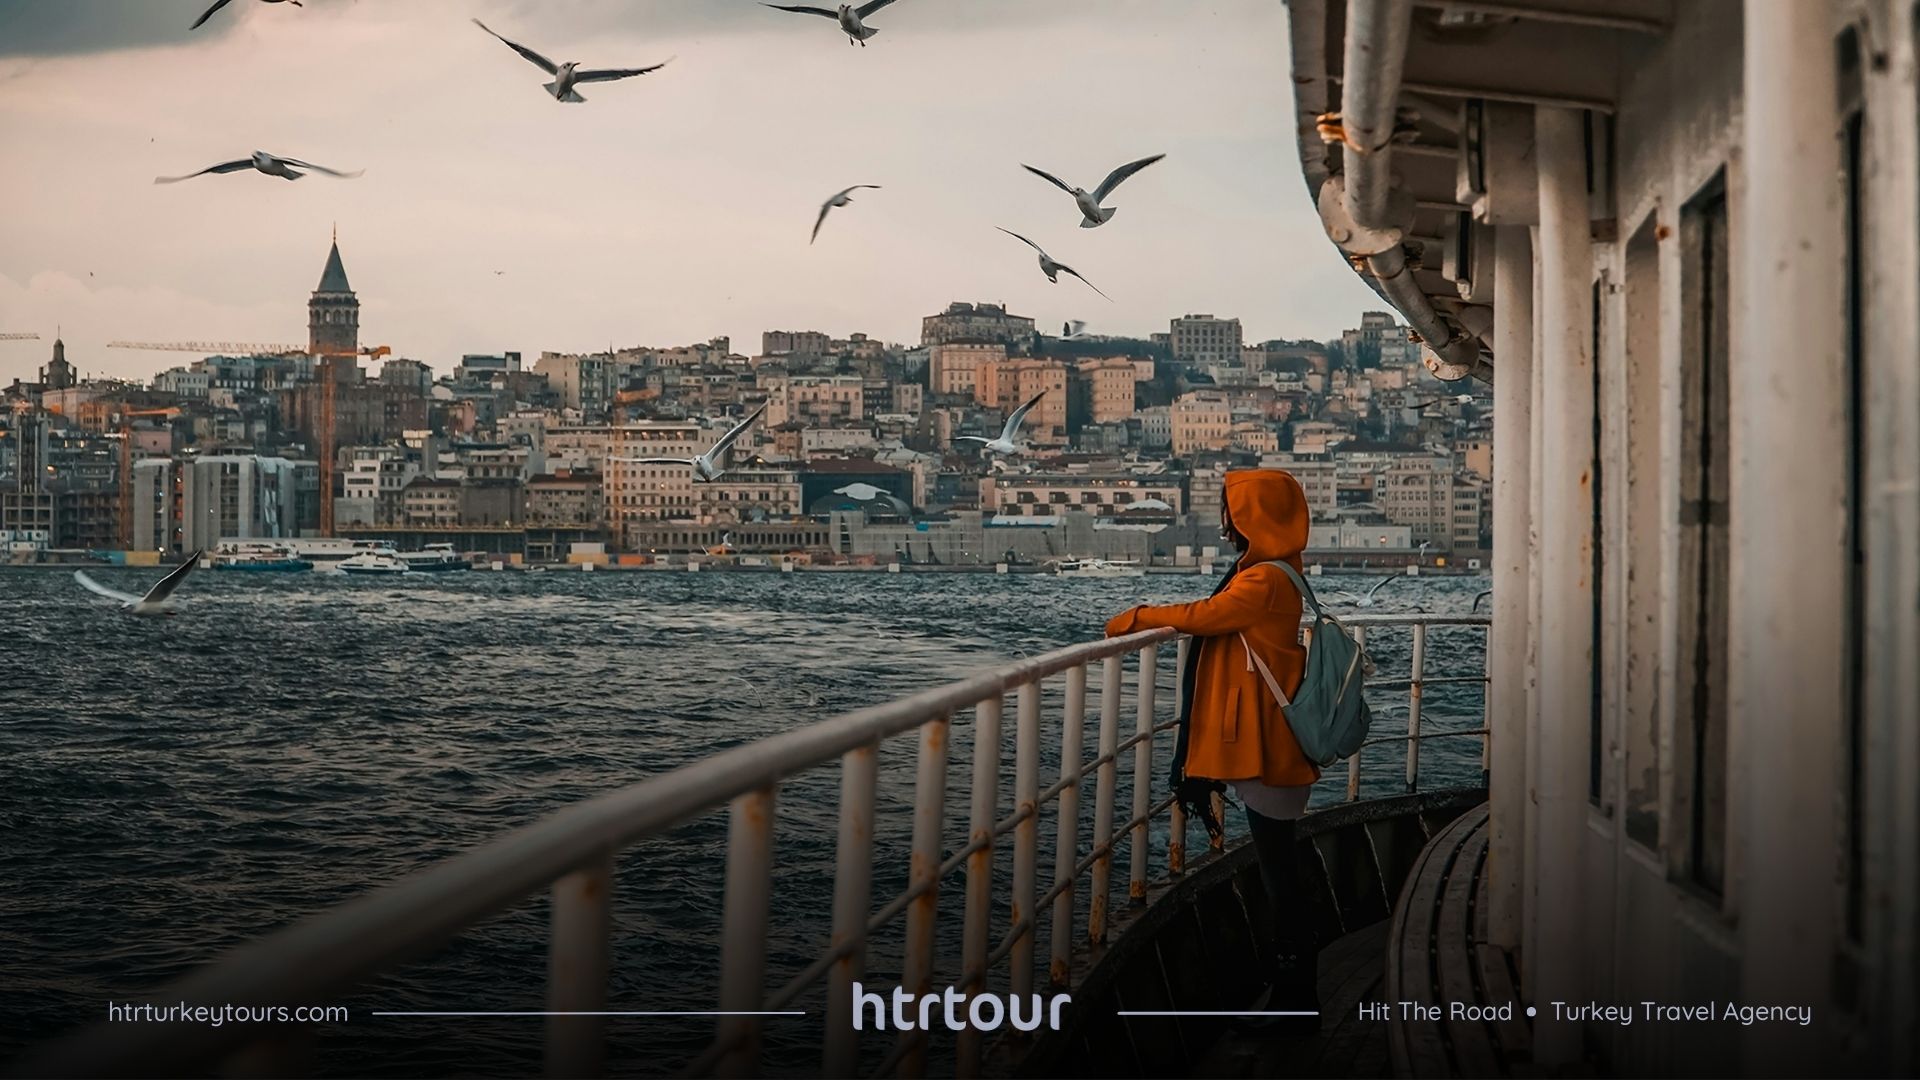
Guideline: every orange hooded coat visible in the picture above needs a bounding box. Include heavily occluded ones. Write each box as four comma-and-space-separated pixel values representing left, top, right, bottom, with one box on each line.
1104, 469, 1319, 788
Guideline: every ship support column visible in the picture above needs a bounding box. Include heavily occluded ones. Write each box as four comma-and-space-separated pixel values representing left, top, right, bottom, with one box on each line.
1531, 104, 1595, 1067
1737, 2, 1845, 1072
1487, 224, 1533, 952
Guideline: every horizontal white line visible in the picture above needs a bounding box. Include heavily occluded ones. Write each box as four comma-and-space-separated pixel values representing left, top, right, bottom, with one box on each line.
1116, 1010, 1321, 1017
370, 1011, 806, 1018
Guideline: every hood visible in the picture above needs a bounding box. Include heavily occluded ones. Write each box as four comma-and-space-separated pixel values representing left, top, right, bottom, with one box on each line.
1223, 469, 1309, 568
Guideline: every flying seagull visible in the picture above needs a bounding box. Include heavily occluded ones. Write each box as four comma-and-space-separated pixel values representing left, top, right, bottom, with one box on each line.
955, 391, 1047, 456
1021, 153, 1165, 228
996, 228, 1111, 301
762, 0, 902, 46
609, 403, 768, 482
472, 18, 672, 103
190, 0, 300, 32
154, 150, 362, 184
74, 551, 202, 616
812, 184, 880, 243
1062, 320, 1088, 338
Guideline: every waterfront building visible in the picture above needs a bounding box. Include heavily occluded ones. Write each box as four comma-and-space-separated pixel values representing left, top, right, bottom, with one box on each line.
1168, 313, 1243, 365
1169, 390, 1232, 456
919, 301, 1035, 350
976, 472, 1183, 519
178, 454, 299, 553
927, 342, 1005, 397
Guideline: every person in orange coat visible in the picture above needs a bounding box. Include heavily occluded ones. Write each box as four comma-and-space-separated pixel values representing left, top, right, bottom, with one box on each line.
1104, 468, 1320, 1029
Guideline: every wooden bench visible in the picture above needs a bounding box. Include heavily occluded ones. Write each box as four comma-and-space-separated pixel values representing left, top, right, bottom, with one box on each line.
1383, 803, 1532, 1077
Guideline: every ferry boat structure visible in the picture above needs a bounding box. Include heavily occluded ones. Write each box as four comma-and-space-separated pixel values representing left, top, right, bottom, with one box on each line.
21, 2, 1920, 1078
206, 543, 311, 573
398, 542, 470, 573
336, 550, 409, 576
1052, 557, 1147, 578
240, 537, 398, 574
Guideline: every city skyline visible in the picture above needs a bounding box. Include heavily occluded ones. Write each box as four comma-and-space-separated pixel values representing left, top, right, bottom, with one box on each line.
0, 0, 1386, 384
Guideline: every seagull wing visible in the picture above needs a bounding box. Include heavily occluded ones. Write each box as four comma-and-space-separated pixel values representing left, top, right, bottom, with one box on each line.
811, 200, 835, 244
710, 403, 770, 458
153, 159, 254, 184
762, 3, 842, 17
74, 571, 139, 606
472, 19, 559, 74
1021, 164, 1077, 195
144, 550, 203, 605
1091, 152, 1166, 202
1055, 263, 1112, 302
1366, 575, 1396, 600
609, 457, 695, 465
995, 226, 1046, 258
189, 0, 236, 30
953, 436, 993, 445
1001, 390, 1047, 441
276, 157, 363, 179
574, 59, 674, 83
855, 0, 901, 16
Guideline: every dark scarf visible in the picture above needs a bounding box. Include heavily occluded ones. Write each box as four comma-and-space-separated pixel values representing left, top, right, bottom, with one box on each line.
1169, 558, 1236, 844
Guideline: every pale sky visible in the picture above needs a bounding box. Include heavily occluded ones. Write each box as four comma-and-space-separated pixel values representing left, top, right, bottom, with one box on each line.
0, 0, 1384, 383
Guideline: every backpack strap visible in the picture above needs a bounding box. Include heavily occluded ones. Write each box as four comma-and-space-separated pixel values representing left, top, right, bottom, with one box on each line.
1255, 558, 1326, 620
1239, 632, 1293, 708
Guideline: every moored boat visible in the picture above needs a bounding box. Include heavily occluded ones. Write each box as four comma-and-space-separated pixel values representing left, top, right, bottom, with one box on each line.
337, 551, 409, 576
208, 544, 312, 573
1054, 557, 1146, 578
399, 542, 470, 573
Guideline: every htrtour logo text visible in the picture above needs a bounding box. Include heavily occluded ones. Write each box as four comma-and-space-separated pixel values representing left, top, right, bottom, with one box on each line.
852, 982, 1071, 1032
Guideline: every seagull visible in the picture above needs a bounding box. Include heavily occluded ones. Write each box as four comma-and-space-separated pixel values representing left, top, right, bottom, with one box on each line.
74, 552, 202, 616
1062, 320, 1088, 338
154, 151, 362, 184
812, 184, 881, 244
609, 403, 767, 482
472, 18, 672, 103
955, 390, 1047, 456
996, 228, 1111, 301
1021, 153, 1165, 228
190, 0, 300, 32
762, 0, 902, 46
1345, 575, 1397, 608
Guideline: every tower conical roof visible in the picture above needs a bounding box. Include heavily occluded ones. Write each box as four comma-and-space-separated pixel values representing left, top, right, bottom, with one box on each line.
316, 240, 352, 293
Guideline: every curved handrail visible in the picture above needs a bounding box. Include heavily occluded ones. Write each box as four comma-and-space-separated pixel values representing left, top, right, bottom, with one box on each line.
19, 614, 1492, 1079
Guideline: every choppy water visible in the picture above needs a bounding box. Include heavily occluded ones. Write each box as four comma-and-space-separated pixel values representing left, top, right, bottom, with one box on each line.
0, 566, 1488, 1075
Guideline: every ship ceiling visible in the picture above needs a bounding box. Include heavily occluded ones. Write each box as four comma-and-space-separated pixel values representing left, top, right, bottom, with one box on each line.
1292, 0, 1671, 382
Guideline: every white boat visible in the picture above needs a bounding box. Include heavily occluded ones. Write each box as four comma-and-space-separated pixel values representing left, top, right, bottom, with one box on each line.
260, 538, 400, 573
1054, 558, 1146, 578
208, 543, 312, 573
400, 543, 470, 573
337, 550, 409, 576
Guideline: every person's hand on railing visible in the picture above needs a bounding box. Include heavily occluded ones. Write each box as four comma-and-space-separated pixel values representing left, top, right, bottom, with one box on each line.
1103, 607, 1143, 636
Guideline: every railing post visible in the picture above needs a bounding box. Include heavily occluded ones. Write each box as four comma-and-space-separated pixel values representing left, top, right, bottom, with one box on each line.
1130, 644, 1159, 904
1406, 623, 1426, 793
899, 714, 950, 1078
1168, 637, 1189, 875
1049, 665, 1087, 989
1088, 659, 1121, 947
957, 697, 1002, 1078
1011, 682, 1041, 1002
545, 852, 614, 1080
716, 786, 777, 1077
823, 744, 878, 1078
1348, 626, 1366, 802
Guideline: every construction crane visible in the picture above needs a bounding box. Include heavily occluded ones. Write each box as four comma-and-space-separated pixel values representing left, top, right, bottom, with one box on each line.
107, 340, 309, 355
110, 407, 183, 550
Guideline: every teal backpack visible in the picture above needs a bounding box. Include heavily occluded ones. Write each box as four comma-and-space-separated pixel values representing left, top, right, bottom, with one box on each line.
1238, 560, 1375, 767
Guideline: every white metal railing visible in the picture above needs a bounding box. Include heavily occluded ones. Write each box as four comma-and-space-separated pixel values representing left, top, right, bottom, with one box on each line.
22, 613, 1490, 1079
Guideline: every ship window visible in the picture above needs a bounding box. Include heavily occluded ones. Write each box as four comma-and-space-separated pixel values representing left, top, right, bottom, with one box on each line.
1839, 25, 1867, 945
1622, 213, 1663, 851
1590, 276, 1607, 811
1676, 172, 1731, 897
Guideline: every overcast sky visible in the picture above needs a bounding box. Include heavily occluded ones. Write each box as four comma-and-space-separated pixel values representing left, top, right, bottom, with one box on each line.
0, 0, 1383, 382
